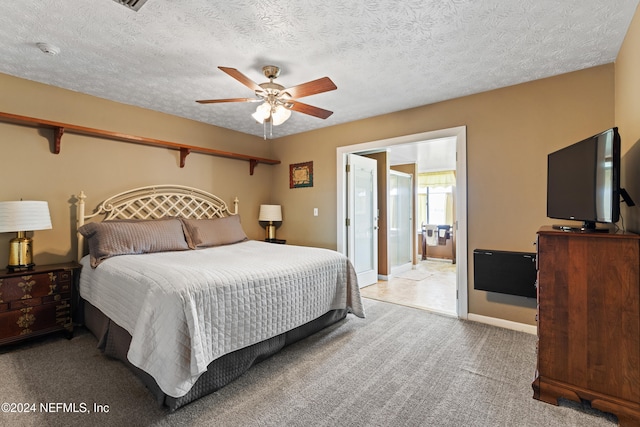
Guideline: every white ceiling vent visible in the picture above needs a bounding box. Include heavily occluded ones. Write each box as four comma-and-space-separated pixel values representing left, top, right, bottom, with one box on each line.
112, 0, 148, 12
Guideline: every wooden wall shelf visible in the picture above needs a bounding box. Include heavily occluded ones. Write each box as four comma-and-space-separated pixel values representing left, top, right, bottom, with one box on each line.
0, 111, 280, 175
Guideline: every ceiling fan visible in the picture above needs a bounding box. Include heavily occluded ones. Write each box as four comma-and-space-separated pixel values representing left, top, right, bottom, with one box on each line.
197, 66, 337, 138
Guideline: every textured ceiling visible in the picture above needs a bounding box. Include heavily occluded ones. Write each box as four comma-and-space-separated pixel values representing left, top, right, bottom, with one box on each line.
0, 1, 638, 139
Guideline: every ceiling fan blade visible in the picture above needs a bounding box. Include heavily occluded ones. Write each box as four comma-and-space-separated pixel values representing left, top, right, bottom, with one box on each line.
218, 66, 262, 92
289, 101, 334, 119
196, 98, 261, 104
284, 77, 337, 99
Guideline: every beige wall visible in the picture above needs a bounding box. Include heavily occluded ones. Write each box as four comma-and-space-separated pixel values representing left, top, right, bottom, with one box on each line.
616, 4, 640, 233
0, 73, 274, 266
271, 64, 615, 325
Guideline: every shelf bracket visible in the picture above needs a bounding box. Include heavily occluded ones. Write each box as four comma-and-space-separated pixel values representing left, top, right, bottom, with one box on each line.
53, 127, 64, 154
249, 159, 258, 176
179, 147, 191, 168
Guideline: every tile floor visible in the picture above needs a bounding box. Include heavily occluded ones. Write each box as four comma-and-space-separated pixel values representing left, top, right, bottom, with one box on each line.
359, 259, 457, 316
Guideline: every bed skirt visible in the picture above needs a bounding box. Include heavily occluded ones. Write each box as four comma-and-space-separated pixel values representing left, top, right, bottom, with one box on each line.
81, 299, 347, 411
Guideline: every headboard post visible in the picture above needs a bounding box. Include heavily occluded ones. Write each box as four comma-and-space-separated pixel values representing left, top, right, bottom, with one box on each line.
77, 191, 86, 262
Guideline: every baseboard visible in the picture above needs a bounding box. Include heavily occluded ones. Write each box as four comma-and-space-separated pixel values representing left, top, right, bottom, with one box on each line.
424, 257, 454, 263
467, 313, 537, 335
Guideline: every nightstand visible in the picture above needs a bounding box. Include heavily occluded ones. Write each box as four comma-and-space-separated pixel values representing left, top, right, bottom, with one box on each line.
0, 262, 80, 346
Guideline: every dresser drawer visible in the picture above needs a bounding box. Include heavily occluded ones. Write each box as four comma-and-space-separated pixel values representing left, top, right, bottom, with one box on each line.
7, 293, 70, 310
57, 269, 72, 284
0, 272, 61, 302
0, 300, 72, 343
10, 297, 43, 309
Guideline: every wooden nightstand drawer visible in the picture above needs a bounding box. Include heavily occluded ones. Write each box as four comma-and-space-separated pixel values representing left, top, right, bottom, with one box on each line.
7, 293, 69, 309
10, 297, 43, 309
0, 301, 71, 342
43, 292, 69, 304
1, 272, 58, 302
58, 270, 72, 284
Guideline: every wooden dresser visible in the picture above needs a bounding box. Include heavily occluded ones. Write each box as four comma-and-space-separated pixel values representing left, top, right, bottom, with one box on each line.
533, 226, 640, 425
0, 262, 80, 346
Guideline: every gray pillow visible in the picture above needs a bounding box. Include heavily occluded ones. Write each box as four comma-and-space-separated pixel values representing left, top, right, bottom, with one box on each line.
180, 215, 248, 249
79, 218, 189, 267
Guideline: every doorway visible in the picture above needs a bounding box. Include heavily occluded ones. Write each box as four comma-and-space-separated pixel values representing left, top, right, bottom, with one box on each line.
336, 126, 468, 319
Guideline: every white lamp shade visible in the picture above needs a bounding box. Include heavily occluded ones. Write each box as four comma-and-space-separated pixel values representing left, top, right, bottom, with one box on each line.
259, 204, 282, 222
251, 103, 292, 127
252, 102, 271, 124
271, 105, 291, 126
0, 201, 52, 232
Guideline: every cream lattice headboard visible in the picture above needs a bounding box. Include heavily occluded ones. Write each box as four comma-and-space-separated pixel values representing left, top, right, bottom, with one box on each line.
76, 184, 238, 261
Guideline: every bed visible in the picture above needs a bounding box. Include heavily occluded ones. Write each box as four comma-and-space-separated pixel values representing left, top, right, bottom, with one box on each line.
74, 185, 364, 411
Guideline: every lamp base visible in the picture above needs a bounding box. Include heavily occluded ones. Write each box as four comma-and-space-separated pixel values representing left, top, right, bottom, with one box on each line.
7, 233, 34, 272
7, 264, 35, 273
265, 224, 276, 240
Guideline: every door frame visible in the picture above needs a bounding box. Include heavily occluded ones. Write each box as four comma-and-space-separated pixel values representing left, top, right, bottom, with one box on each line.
336, 126, 468, 319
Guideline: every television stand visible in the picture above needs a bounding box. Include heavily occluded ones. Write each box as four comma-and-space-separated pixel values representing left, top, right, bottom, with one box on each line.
534, 227, 640, 425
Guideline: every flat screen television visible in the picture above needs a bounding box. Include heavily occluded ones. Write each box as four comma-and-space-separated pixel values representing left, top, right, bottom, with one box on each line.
547, 127, 620, 232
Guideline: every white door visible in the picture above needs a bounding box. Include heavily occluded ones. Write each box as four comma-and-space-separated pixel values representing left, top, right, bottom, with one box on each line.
347, 153, 378, 287
389, 170, 413, 275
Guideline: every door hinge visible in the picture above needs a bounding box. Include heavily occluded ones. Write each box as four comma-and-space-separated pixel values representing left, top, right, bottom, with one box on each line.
346, 164, 351, 173
346, 218, 351, 226
456, 290, 459, 300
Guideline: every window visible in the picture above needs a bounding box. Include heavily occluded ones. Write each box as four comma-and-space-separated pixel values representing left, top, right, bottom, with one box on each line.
417, 171, 455, 229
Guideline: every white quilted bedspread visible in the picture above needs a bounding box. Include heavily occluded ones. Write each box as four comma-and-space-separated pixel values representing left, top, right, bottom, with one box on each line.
79, 240, 364, 398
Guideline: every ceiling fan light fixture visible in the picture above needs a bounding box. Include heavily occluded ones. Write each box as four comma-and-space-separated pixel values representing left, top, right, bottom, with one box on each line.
252, 102, 271, 124
271, 105, 291, 126
251, 102, 291, 126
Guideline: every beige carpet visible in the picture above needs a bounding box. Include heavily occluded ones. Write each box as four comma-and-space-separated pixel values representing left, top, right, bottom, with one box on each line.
0, 299, 617, 426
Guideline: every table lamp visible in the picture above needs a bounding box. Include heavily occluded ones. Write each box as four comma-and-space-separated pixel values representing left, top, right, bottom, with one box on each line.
258, 204, 282, 240
0, 201, 52, 272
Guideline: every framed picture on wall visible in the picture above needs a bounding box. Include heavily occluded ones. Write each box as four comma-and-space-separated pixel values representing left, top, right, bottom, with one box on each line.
289, 161, 313, 188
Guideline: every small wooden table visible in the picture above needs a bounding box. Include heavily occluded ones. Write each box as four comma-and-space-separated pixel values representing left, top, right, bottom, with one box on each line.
0, 262, 80, 346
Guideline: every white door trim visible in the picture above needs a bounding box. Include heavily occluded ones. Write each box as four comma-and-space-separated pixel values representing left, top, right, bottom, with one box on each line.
336, 126, 468, 319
